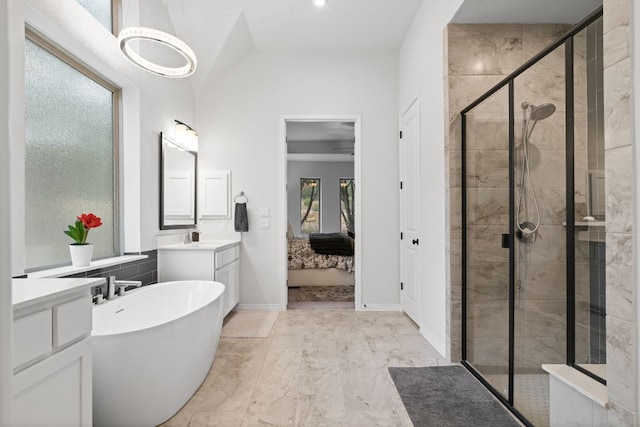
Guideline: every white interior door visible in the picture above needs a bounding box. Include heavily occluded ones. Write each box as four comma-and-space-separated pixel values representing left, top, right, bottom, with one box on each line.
400, 99, 421, 323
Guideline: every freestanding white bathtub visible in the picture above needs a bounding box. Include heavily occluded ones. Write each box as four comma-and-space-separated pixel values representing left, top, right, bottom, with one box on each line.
92, 280, 225, 427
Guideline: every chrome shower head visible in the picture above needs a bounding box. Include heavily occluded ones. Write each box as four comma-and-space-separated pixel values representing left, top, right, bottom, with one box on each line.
529, 103, 556, 121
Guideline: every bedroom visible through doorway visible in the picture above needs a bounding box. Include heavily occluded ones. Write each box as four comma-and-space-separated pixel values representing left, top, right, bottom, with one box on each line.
285, 120, 356, 309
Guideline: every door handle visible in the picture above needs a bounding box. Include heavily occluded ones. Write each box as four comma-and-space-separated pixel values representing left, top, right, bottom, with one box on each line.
501, 234, 510, 249
412, 239, 419, 245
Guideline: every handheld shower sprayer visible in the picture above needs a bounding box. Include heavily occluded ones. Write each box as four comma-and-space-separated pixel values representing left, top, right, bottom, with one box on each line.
516, 101, 556, 243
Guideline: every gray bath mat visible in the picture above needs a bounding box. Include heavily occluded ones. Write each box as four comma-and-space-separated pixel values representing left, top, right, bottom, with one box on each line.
389, 365, 521, 427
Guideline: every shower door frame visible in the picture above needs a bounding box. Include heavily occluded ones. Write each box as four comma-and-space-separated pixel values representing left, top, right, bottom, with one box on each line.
459, 7, 605, 427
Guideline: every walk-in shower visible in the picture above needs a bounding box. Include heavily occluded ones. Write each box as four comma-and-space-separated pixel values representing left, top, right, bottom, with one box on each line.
460, 8, 605, 427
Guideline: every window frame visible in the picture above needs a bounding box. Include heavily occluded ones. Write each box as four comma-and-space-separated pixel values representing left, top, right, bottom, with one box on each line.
112, 0, 119, 35
25, 26, 122, 270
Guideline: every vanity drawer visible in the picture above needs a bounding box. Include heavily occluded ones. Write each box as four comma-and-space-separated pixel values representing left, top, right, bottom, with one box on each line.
215, 245, 239, 269
53, 296, 92, 348
14, 309, 52, 368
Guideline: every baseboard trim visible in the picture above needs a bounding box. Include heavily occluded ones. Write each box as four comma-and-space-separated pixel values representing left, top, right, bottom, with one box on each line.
421, 328, 447, 357
357, 304, 402, 312
235, 304, 283, 311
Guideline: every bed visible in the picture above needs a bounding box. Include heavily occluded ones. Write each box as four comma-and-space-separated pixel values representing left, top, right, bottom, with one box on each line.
287, 232, 355, 287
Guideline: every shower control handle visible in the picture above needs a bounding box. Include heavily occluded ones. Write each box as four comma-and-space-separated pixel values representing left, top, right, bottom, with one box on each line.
412, 238, 419, 245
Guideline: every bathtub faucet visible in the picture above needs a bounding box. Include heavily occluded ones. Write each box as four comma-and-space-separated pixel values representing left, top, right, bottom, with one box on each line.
114, 279, 142, 297
105, 276, 143, 300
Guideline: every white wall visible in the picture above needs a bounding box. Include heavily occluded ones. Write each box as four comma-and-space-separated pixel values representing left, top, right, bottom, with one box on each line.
633, 0, 640, 419
287, 160, 354, 235
8, 0, 196, 275
196, 50, 399, 309
399, 0, 464, 356
1, 0, 15, 421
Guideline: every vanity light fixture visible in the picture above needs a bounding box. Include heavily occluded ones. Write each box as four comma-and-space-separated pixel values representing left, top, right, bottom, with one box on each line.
175, 120, 199, 152
118, 27, 197, 78
313, 0, 328, 6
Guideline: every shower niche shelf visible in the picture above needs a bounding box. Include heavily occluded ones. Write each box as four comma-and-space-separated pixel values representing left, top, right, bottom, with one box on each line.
562, 221, 605, 227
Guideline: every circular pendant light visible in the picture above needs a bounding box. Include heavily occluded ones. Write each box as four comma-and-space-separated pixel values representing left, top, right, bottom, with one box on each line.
118, 27, 197, 78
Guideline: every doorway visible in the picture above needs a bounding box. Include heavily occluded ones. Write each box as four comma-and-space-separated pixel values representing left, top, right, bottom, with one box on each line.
280, 116, 362, 310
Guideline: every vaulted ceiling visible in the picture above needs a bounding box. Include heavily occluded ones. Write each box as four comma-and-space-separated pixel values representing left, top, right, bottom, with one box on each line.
161, 0, 423, 92
161, 0, 603, 93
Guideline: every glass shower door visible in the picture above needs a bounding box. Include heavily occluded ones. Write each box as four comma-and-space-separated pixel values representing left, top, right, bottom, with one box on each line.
512, 40, 567, 427
463, 85, 511, 399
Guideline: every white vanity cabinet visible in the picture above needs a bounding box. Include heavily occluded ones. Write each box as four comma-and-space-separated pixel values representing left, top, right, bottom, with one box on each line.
214, 247, 240, 315
158, 241, 240, 316
12, 278, 102, 427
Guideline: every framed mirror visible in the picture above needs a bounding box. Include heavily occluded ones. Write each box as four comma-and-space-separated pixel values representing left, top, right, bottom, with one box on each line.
160, 132, 197, 229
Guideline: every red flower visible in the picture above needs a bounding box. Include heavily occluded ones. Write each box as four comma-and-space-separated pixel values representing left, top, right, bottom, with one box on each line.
77, 213, 103, 229
65, 213, 102, 245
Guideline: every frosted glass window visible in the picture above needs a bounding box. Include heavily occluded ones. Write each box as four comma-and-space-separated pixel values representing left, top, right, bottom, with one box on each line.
76, 0, 113, 32
25, 38, 116, 270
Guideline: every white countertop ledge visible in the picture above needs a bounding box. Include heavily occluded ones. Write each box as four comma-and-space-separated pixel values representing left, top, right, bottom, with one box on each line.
542, 364, 608, 407
158, 240, 241, 251
27, 255, 148, 279
13, 277, 106, 310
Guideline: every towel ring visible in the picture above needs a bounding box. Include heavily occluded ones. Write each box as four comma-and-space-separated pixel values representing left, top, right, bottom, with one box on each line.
234, 191, 248, 203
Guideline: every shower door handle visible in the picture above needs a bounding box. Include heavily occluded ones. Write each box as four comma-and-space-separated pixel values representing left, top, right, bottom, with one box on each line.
501, 234, 510, 249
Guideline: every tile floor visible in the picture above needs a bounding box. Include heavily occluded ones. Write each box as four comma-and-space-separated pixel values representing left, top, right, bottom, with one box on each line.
484, 373, 550, 427
161, 309, 447, 426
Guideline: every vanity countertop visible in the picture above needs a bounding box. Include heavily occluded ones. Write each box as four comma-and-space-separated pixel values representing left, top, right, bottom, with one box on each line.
158, 239, 241, 252
12, 277, 106, 310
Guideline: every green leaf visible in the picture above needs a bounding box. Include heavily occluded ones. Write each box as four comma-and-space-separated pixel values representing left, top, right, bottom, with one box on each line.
63, 220, 87, 244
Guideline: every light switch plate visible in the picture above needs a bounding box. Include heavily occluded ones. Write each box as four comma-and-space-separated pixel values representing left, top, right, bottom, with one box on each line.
260, 208, 270, 217
260, 219, 270, 229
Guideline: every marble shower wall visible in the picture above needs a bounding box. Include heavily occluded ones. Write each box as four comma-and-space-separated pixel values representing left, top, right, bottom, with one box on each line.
445, 23, 593, 371
602, 0, 636, 423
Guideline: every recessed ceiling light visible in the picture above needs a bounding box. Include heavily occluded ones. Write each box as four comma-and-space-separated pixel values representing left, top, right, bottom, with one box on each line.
314, 0, 328, 7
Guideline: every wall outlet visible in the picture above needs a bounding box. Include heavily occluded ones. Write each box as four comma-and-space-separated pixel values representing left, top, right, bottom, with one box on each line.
220, 221, 228, 231
260, 207, 270, 217
260, 219, 270, 229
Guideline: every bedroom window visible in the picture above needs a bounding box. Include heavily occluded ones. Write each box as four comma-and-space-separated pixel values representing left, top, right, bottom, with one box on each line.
300, 178, 320, 234
340, 179, 355, 234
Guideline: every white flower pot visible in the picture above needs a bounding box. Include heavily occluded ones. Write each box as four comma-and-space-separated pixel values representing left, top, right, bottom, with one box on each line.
69, 243, 93, 267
